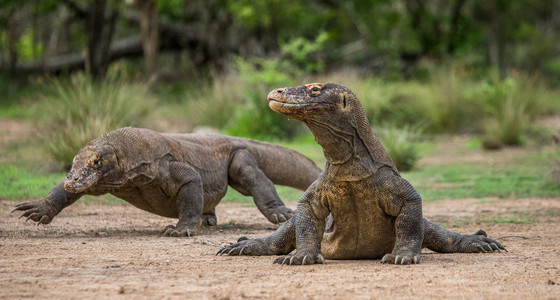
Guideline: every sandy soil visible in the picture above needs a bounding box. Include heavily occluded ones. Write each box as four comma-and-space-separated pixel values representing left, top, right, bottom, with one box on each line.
1, 198, 559, 299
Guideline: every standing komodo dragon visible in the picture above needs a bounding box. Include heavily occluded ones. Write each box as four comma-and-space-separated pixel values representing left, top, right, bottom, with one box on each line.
218, 83, 506, 264
13, 127, 321, 237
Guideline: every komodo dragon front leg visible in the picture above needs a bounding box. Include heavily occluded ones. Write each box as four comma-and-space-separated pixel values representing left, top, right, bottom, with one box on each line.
377, 170, 424, 265
161, 162, 203, 237
12, 182, 83, 225
272, 190, 329, 265
218, 182, 327, 265
228, 149, 294, 224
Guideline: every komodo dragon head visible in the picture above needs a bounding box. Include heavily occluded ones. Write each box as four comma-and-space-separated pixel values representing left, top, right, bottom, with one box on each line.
267, 83, 355, 121
268, 82, 398, 173
64, 142, 119, 193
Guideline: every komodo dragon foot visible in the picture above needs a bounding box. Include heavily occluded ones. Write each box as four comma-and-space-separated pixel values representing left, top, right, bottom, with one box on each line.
454, 229, 508, 253
381, 251, 421, 265
201, 212, 217, 226
217, 237, 278, 256
12, 201, 55, 225
266, 206, 293, 224
160, 221, 200, 237
160, 225, 197, 237
273, 250, 326, 266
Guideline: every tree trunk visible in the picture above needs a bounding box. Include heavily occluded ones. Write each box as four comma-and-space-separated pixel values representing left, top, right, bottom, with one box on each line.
86, 0, 118, 80
7, 9, 21, 75
136, 0, 159, 78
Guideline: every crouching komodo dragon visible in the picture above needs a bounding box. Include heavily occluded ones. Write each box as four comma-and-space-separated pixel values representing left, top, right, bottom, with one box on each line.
218, 83, 506, 264
13, 128, 321, 236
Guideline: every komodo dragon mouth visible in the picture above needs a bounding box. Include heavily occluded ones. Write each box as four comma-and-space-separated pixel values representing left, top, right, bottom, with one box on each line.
64, 170, 100, 193
267, 89, 332, 116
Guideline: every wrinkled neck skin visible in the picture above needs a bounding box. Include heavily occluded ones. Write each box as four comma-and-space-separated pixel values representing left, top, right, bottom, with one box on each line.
305, 118, 376, 181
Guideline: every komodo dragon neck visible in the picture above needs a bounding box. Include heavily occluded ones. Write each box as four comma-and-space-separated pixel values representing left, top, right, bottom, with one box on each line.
268, 82, 399, 181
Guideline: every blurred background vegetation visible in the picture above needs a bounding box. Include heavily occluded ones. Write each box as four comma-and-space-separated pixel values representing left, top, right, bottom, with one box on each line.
0, 0, 559, 202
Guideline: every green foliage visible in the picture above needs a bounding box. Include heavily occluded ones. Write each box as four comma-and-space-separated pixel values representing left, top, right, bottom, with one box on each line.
487, 211, 535, 224
280, 31, 329, 73
17, 27, 43, 61
225, 57, 303, 140
226, 0, 329, 39
0, 74, 38, 118
182, 32, 330, 139
183, 75, 245, 130
188, 32, 330, 140
422, 66, 483, 133
0, 163, 63, 200
477, 74, 552, 147
405, 150, 560, 201
374, 125, 423, 171
0, 162, 125, 204
35, 73, 155, 170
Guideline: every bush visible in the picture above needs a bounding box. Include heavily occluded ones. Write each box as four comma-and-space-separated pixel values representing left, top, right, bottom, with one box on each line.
422, 66, 484, 134
36, 74, 155, 170
184, 73, 246, 130
477, 74, 551, 148
224, 57, 305, 139
374, 125, 423, 172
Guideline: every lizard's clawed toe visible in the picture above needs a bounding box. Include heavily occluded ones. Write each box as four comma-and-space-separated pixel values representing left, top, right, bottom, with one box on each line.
273, 251, 325, 266
381, 253, 420, 265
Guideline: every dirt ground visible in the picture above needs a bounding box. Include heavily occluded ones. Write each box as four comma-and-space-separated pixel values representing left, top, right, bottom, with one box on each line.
1, 197, 559, 299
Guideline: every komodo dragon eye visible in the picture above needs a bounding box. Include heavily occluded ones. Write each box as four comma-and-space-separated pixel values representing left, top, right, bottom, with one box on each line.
310, 86, 322, 96
93, 159, 100, 165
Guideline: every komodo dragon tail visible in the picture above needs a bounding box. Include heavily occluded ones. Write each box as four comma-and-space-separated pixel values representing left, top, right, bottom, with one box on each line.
244, 140, 321, 191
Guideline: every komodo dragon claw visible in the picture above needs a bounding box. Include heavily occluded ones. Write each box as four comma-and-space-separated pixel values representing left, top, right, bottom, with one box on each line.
12, 202, 54, 225
160, 225, 197, 237
273, 252, 325, 265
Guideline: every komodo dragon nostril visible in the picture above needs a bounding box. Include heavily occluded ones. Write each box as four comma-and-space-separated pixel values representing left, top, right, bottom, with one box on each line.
276, 88, 284, 93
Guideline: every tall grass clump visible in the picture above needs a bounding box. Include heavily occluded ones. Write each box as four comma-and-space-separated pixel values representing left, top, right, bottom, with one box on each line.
184, 73, 246, 130
374, 125, 423, 171
477, 74, 551, 148
422, 66, 483, 133
36, 74, 155, 170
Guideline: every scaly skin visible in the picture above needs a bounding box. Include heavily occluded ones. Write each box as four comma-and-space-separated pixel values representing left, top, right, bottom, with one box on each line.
13, 128, 321, 237
218, 83, 506, 264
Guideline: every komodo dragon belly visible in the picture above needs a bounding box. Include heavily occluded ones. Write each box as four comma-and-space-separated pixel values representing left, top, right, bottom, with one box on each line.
110, 184, 179, 218
321, 179, 396, 259
109, 167, 230, 219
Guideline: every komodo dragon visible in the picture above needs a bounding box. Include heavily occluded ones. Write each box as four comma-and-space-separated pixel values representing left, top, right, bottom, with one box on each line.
218, 83, 506, 264
12, 127, 321, 237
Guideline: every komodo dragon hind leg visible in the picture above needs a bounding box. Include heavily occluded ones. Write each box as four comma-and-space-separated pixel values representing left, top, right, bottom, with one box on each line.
422, 219, 507, 253
161, 162, 203, 237
228, 149, 293, 224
